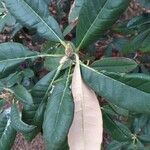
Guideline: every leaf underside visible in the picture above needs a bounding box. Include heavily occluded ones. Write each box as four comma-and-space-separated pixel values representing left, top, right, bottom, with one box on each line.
68, 56, 103, 150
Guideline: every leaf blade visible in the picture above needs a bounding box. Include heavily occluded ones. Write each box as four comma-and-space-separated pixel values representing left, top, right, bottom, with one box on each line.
68, 55, 103, 150
43, 69, 74, 149
4, 0, 65, 45
0, 42, 38, 78
91, 57, 137, 73
81, 64, 150, 113
76, 0, 130, 49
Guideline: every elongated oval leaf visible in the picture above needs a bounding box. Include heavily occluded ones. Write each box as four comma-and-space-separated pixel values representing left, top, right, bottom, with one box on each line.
11, 84, 33, 105
0, 42, 38, 78
76, 0, 130, 49
43, 70, 74, 149
91, 57, 137, 73
4, 0, 64, 44
11, 104, 35, 133
81, 64, 150, 114
104, 72, 150, 93
68, 56, 103, 150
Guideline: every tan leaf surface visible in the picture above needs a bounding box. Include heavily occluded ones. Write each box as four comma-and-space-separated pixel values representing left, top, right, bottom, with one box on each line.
68, 55, 103, 150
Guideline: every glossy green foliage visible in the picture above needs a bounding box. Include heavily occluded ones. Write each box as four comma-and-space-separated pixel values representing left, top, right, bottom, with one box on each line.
81, 64, 150, 113
104, 72, 150, 93
11, 104, 35, 133
91, 57, 137, 73
0, 0, 149, 149
76, 0, 130, 49
22, 70, 58, 141
3, 0, 64, 43
0, 42, 38, 78
43, 72, 74, 149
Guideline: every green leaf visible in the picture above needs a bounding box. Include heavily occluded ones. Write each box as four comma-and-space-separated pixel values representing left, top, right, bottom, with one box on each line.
107, 140, 129, 150
44, 56, 62, 71
139, 135, 150, 143
11, 84, 33, 105
127, 141, 145, 150
22, 68, 34, 78
81, 64, 150, 113
0, 72, 22, 88
0, 14, 17, 32
124, 28, 150, 53
127, 14, 150, 30
76, 0, 130, 49
103, 111, 132, 141
43, 69, 74, 149
0, 108, 16, 150
0, 42, 38, 78
22, 69, 60, 141
68, 0, 84, 23
11, 104, 35, 133
91, 57, 137, 73
103, 104, 129, 117
104, 73, 150, 93
4, 0, 65, 45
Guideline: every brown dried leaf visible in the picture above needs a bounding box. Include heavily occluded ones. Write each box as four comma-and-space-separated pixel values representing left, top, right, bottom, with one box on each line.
68, 55, 103, 150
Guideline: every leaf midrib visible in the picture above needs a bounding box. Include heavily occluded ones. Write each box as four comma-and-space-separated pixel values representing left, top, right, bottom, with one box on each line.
19, 0, 65, 46
0, 54, 63, 63
77, 0, 108, 49
81, 63, 150, 95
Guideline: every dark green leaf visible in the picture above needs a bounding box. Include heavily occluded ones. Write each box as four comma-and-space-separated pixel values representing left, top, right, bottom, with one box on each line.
124, 28, 150, 53
127, 141, 144, 150
0, 42, 38, 78
22, 70, 59, 141
76, 0, 130, 49
11, 84, 33, 105
44, 57, 62, 71
104, 72, 150, 93
139, 134, 150, 143
127, 13, 150, 30
11, 104, 35, 133
4, 0, 64, 44
103, 104, 129, 117
0, 72, 22, 88
103, 111, 132, 141
43, 70, 74, 149
22, 68, 34, 78
81, 64, 150, 113
107, 140, 129, 150
91, 57, 137, 73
